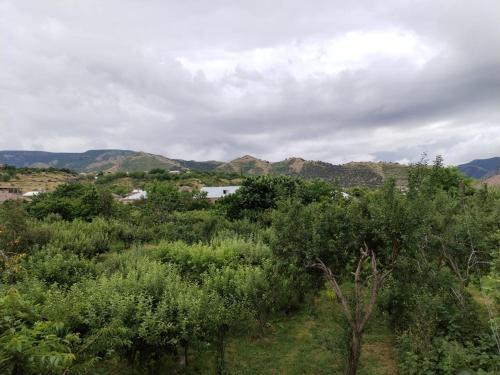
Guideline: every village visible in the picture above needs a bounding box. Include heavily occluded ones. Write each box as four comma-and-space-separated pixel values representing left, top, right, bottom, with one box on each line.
0, 166, 241, 204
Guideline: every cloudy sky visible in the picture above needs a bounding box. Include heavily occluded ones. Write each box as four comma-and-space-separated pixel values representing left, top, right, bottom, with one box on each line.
1, 0, 499, 164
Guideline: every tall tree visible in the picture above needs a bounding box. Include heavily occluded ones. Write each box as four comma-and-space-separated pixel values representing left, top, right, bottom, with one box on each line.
272, 181, 412, 375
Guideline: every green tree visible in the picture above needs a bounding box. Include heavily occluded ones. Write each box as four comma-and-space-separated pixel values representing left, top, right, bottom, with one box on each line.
272, 181, 413, 375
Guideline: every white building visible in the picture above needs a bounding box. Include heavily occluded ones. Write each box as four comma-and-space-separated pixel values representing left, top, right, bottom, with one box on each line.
22, 191, 42, 198
201, 186, 240, 201
120, 189, 147, 203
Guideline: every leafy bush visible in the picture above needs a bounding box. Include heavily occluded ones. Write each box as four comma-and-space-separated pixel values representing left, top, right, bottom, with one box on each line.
24, 245, 96, 286
0, 289, 80, 375
28, 184, 115, 221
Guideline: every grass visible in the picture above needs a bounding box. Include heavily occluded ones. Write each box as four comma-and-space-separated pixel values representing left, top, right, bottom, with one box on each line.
97, 278, 398, 375
187, 288, 398, 375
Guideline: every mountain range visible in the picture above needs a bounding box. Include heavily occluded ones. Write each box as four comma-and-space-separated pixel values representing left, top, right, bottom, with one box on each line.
0, 149, 498, 187
457, 157, 500, 179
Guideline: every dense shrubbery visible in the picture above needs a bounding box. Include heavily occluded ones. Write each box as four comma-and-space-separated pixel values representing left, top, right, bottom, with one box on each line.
29, 184, 115, 221
0, 159, 498, 375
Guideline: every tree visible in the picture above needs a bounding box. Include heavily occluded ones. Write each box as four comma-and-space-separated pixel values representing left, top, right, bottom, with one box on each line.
218, 175, 299, 220
0, 202, 30, 256
272, 181, 412, 375
28, 184, 115, 221
145, 182, 184, 224
202, 266, 256, 374
406, 158, 497, 306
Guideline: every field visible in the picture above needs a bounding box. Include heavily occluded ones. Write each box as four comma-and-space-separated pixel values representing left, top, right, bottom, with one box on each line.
205, 290, 397, 375
102, 286, 398, 375
0, 170, 79, 193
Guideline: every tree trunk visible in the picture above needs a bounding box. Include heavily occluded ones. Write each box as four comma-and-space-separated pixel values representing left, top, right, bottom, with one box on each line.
308, 245, 389, 375
345, 331, 361, 375
216, 326, 226, 375
12, 362, 24, 375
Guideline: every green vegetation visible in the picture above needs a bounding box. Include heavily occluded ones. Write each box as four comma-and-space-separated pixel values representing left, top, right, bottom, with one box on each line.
0, 157, 498, 375
94, 168, 242, 196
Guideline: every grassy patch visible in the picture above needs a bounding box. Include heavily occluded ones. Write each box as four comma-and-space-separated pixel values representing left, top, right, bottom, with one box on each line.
98, 288, 398, 374
187, 288, 397, 375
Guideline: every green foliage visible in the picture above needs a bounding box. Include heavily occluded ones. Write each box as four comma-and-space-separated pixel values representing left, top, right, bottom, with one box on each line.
0, 289, 79, 375
28, 184, 115, 221
272, 180, 413, 274
1, 161, 498, 374
408, 155, 473, 197
38, 218, 124, 257
145, 181, 209, 224
0, 202, 31, 255
219, 175, 335, 220
24, 245, 96, 286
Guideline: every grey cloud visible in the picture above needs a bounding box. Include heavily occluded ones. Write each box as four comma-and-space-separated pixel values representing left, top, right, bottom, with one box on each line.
0, 0, 499, 164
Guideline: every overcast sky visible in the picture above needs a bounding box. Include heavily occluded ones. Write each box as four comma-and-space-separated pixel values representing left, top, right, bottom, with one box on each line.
1, 1, 499, 164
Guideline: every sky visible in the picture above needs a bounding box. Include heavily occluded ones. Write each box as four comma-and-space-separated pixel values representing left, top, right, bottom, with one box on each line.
1, 0, 499, 165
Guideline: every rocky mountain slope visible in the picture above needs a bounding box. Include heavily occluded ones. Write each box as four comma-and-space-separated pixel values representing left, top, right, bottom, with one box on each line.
216, 155, 408, 187
478, 174, 500, 187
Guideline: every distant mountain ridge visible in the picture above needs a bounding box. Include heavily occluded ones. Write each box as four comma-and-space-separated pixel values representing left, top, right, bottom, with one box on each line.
458, 157, 500, 179
0, 150, 185, 173
0, 149, 411, 187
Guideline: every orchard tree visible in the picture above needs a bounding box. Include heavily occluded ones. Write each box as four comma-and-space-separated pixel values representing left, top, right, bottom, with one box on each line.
202, 265, 258, 374
272, 181, 413, 375
406, 156, 497, 306
145, 181, 184, 224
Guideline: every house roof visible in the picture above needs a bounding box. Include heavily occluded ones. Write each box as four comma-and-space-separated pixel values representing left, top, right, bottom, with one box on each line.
123, 189, 147, 201
201, 186, 240, 199
22, 191, 42, 197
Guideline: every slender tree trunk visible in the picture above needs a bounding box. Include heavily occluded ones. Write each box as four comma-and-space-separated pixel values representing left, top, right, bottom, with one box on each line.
216, 326, 226, 375
345, 331, 361, 375
12, 362, 24, 375
308, 244, 390, 375
258, 311, 267, 334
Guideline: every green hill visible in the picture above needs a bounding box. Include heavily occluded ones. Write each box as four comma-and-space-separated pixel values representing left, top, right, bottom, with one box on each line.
0, 150, 185, 173
0, 150, 410, 187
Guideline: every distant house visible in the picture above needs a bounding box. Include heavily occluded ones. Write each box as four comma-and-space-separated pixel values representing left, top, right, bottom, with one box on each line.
169, 170, 181, 175
0, 187, 22, 202
22, 191, 42, 198
201, 186, 240, 202
120, 189, 147, 203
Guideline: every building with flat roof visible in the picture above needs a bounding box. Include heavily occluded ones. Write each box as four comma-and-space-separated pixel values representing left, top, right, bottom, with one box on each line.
201, 186, 240, 202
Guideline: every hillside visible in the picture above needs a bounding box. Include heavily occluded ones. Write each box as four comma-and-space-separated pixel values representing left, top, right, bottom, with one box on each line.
217, 156, 408, 187
0, 169, 80, 193
478, 174, 500, 188
458, 157, 500, 179
0, 150, 187, 173
216, 155, 273, 175
0, 150, 411, 187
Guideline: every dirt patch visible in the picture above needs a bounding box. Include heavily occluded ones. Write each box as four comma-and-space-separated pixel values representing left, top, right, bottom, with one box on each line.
481, 174, 500, 187
362, 340, 398, 375
289, 158, 305, 174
